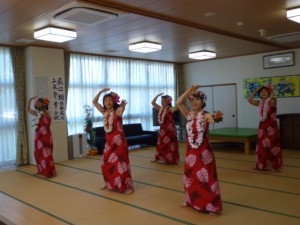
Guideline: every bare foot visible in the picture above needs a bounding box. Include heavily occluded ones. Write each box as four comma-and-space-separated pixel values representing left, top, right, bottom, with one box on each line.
100, 185, 107, 190
151, 160, 157, 163
181, 202, 187, 208
208, 212, 220, 216
35, 171, 41, 175
124, 188, 134, 195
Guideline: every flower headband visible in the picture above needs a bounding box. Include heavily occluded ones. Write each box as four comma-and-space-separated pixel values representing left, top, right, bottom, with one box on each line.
162, 95, 172, 103
43, 98, 50, 106
37, 98, 50, 106
188, 91, 207, 102
260, 85, 274, 94
109, 92, 120, 103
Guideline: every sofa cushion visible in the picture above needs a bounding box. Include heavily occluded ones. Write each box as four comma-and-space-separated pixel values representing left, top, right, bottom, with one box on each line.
123, 123, 143, 136
126, 134, 157, 146
93, 127, 105, 137
93, 123, 158, 155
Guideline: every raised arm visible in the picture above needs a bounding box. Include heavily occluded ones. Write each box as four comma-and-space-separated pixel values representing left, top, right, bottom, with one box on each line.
176, 85, 200, 118
92, 88, 110, 115
151, 93, 164, 110
116, 99, 127, 117
26, 96, 38, 116
247, 87, 261, 107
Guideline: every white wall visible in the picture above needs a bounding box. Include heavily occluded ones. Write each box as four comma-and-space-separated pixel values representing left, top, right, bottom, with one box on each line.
25, 47, 68, 164
183, 49, 300, 128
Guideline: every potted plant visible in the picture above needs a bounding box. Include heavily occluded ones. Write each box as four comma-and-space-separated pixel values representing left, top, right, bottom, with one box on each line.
83, 105, 98, 156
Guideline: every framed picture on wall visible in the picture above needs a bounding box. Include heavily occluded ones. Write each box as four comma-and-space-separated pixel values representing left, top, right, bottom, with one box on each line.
263, 52, 294, 69
243, 75, 300, 98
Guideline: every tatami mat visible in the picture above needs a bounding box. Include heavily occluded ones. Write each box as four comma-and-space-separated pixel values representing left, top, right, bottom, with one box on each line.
1, 143, 300, 225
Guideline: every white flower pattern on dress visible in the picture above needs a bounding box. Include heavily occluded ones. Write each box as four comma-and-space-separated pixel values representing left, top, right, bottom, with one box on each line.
108, 153, 118, 163
201, 149, 213, 164
40, 126, 47, 135
262, 138, 271, 148
271, 147, 280, 155
211, 182, 220, 194
37, 140, 43, 149
185, 154, 196, 167
183, 175, 193, 188
114, 177, 122, 188
43, 148, 48, 157
258, 129, 263, 138
267, 126, 275, 136
112, 134, 123, 146
117, 162, 128, 174
196, 168, 209, 183
206, 203, 218, 212
163, 136, 170, 144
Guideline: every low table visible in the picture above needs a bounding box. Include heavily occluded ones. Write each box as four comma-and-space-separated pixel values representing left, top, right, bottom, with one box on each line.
209, 127, 257, 154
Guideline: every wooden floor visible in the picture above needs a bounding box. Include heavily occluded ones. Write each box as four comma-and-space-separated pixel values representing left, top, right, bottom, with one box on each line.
1, 143, 300, 225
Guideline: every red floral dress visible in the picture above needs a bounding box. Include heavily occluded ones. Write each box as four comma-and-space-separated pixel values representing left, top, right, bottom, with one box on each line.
183, 112, 222, 213
34, 114, 56, 178
255, 98, 282, 170
101, 111, 133, 192
155, 107, 179, 164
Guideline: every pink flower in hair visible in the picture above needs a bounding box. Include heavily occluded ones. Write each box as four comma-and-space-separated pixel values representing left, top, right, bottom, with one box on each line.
110, 92, 120, 103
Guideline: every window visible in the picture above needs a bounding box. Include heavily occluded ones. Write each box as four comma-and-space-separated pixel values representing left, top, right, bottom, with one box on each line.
66, 54, 176, 135
0, 47, 17, 166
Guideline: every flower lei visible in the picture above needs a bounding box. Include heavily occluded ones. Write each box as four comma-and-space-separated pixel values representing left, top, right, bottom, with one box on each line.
33, 111, 43, 130
158, 106, 168, 124
258, 97, 271, 122
104, 109, 115, 133
186, 110, 205, 148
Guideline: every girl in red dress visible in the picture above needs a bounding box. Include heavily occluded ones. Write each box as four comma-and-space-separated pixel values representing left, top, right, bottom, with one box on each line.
26, 96, 57, 178
177, 85, 223, 215
151, 93, 179, 164
93, 88, 134, 194
248, 85, 282, 171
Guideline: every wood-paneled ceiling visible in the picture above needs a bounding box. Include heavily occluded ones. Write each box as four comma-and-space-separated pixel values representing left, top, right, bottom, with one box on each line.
1, 0, 300, 63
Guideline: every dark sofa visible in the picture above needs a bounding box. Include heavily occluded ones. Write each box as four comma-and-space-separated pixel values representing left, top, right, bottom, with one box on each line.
93, 123, 158, 154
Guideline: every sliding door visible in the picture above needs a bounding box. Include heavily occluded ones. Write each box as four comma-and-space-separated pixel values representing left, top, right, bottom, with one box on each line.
201, 84, 237, 129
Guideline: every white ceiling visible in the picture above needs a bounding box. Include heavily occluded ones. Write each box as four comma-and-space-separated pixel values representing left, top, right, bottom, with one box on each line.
1, 0, 300, 63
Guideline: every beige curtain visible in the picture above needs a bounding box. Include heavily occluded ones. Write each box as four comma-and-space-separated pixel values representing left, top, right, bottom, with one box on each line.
174, 63, 186, 127
64, 51, 70, 105
174, 63, 184, 98
10, 47, 29, 165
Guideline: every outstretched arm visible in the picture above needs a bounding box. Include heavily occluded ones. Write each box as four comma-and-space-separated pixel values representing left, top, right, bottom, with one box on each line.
176, 85, 200, 118
92, 88, 110, 115
26, 96, 38, 116
247, 87, 260, 107
151, 92, 164, 110
206, 111, 224, 124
